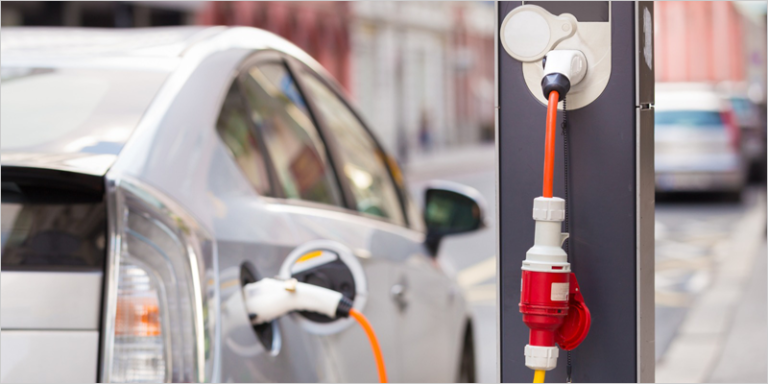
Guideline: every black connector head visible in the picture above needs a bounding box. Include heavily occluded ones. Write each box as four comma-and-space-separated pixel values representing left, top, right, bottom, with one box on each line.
541, 73, 571, 101
335, 296, 354, 318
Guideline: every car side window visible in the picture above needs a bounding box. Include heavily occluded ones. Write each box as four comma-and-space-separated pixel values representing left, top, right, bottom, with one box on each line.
240, 62, 342, 206
216, 80, 271, 195
298, 70, 406, 225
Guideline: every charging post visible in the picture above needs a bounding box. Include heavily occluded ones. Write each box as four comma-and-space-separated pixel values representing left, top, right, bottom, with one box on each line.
496, 2, 655, 382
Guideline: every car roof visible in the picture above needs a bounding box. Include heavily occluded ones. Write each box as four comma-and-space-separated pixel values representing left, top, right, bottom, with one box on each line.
1, 26, 219, 60
1, 26, 325, 71
655, 82, 729, 112
1, 26, 332, 176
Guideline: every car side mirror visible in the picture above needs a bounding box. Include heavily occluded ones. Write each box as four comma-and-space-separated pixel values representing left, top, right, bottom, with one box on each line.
423, 180, 487, 255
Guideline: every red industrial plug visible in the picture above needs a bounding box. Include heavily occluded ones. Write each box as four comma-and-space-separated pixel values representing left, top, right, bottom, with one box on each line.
520, 270, 591, 363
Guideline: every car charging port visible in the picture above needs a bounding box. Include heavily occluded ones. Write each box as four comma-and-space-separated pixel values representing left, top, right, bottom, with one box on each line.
290, 255, 357, 323
242, 273, 386, 382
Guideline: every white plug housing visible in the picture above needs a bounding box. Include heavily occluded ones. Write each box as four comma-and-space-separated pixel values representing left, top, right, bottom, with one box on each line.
243, 278, 343, 325
543, 50, 588, 86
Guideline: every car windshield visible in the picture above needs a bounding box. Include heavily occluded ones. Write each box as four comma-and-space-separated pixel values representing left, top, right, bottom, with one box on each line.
655, 110, 724, 128
1, 67, 169, 155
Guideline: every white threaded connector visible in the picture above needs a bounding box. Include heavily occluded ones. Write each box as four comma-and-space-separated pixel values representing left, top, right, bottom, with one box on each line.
525, 344, 559, 371
532, 196, 565, 221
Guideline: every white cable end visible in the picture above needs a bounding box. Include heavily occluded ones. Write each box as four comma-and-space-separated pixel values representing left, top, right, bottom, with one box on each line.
524, 344, 559, 371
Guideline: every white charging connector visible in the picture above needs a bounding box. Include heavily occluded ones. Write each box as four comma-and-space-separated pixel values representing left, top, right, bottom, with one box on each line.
244, 277, 351, 325
540, 50, 588, 101
543, 50, 587, 86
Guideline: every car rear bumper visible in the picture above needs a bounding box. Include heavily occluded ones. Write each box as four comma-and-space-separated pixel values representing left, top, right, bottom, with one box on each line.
1, 271, 103, 383
655, 171, 744, 192
1, 330, 100, 383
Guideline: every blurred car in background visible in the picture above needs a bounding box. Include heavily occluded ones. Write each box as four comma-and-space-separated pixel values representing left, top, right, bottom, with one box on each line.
717, 82, 767, 181
655, 83, 746, 199
0, 27, 483, 383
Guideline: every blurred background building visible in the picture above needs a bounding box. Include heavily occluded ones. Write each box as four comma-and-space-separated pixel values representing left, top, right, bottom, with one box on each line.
1, 1, 495, 164
655, 1, 767, 103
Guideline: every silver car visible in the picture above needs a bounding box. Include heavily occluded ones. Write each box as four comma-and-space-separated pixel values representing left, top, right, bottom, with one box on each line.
654, 83, 746, 198
1, 27, 483, 383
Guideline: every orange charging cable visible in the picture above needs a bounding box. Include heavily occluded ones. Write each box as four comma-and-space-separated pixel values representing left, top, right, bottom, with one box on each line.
349, 308, 388, 383
542, 90, 560, 198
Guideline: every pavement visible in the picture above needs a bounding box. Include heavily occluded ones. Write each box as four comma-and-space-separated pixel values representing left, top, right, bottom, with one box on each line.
708, 241, 767, 383
402, 144, 767, 383
655, 187, 767, 383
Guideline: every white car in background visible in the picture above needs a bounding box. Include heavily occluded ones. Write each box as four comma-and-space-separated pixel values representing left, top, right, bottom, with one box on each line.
654, 83, 747, 199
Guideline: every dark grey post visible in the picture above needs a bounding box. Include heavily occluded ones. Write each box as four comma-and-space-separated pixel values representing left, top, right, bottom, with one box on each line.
496, 2, 654, 382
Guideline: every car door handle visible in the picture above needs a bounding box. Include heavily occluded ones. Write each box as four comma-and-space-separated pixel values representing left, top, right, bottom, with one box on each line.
390, 282, 408, 312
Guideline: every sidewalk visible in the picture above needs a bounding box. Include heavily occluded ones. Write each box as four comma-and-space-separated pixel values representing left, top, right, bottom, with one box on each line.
655, 194, 767, 383
707, 241, 767, 383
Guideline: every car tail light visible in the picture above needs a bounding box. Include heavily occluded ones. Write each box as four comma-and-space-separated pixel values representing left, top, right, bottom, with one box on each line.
112, 263, 165, 382
102, 178, 220, 383
720, 109, 741, 151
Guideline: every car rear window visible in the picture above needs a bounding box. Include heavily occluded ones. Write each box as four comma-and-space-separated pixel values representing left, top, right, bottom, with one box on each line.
1, 179, 106, 271
655, 110, 724, 127
1, 67, 168, 155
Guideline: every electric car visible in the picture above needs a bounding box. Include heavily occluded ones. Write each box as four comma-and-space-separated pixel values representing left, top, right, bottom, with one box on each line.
654, 83, 746, 198
0, 27, 484, 383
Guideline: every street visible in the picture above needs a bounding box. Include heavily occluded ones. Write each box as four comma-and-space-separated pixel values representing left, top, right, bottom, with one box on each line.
405, 146, 767, 383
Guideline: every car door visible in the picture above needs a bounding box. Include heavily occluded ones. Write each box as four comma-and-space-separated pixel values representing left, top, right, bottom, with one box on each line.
291, 61, 466, 382
219, 52, 415, 382
213, 52, 323, 383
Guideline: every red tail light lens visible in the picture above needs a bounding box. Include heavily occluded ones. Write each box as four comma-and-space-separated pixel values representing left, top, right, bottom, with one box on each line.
720, 109, 740, 151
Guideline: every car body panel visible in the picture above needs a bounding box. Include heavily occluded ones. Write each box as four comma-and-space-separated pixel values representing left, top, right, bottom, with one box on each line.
396, 254, 465, 382
1, 271, 102, 330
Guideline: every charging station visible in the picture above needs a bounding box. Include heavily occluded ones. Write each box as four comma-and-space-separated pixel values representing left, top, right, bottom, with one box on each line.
497, 2, 654, 382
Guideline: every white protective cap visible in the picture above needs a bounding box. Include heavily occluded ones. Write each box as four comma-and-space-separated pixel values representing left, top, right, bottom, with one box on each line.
525, 344, 559, 371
